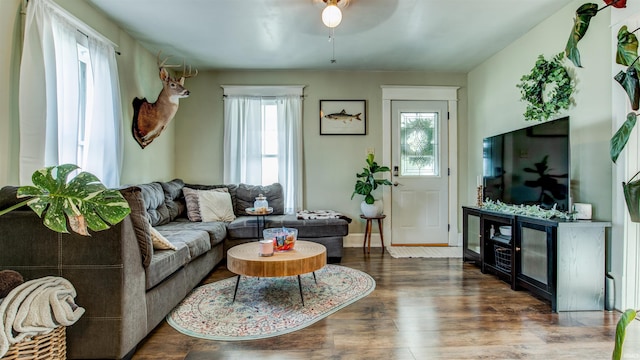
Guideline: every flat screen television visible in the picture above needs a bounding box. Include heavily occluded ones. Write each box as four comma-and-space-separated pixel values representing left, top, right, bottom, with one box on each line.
482, 117, 570, 211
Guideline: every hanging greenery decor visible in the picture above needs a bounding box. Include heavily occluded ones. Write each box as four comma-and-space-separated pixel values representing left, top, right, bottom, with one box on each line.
517, 53, 574, 122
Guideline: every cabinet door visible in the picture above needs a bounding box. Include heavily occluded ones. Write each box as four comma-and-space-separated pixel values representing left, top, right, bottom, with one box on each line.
481, 213, 515, 287
515, 221, 555, 302
462, 208, 481, 265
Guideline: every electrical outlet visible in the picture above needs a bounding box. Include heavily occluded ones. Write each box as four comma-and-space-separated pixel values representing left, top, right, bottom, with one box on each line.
366, 147, 375, 155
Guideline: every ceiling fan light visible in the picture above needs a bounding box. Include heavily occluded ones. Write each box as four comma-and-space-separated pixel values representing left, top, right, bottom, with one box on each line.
322, 4, 342, 28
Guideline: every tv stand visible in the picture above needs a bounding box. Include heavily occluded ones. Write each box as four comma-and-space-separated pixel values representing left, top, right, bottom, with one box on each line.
462, 206, 610, 312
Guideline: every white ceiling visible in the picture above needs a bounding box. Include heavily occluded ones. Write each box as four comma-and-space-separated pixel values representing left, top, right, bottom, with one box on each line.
86, 0, 574, 72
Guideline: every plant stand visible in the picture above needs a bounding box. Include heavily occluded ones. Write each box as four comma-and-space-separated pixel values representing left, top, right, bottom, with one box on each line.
361, 214, 386, 254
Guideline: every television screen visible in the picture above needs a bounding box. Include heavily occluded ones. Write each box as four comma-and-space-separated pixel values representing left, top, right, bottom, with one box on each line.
482, 117, 570, 211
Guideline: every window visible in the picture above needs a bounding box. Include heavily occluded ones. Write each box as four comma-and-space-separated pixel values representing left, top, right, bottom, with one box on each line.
76, 42, 92, 171
261, 100, 279, 185
19, 0, 123, 187
222, 86, 304, 213
399, 112, 439, 176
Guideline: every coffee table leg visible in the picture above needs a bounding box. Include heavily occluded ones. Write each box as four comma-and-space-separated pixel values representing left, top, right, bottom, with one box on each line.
312, 272, 317, 285
232, 275, 241, 303
297, 275, 305, 306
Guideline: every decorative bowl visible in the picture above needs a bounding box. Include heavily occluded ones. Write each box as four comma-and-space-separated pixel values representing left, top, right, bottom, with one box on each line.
499, 226, 512, 237
263, 227, 298, 252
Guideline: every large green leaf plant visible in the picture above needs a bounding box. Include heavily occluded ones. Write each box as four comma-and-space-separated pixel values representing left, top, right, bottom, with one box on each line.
0, 164, 130, 236
351, 154, 392, 205
559, 1, 640, 358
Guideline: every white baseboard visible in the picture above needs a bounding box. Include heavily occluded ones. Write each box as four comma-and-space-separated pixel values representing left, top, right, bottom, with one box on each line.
344, 233, 463, 247
343, 233, 383, 248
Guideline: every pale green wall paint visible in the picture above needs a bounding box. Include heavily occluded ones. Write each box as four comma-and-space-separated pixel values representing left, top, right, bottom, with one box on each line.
176, 71, 467, 233
468, 0, 612, 221
0, 0, 174, 187
0, 0, 22, 186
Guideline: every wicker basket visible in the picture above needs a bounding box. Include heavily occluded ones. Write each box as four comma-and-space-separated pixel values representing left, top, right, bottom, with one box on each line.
494, 245, 512, 273
2, 326, 66, 360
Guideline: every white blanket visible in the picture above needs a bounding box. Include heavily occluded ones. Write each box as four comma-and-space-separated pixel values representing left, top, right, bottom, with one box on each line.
0, 276, 85, 357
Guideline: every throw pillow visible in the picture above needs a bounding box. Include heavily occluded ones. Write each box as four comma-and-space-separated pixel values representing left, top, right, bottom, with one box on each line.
198, 189, 236, 222
182, 187, 202, 221
183, 187, 230, 222
149, 227, 176, 250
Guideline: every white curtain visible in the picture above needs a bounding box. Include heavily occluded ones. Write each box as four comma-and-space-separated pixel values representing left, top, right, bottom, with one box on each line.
223, 96, 263, 185
84, 37, 123, 187
19, 0, 123, 187
223, 92, 303, 214
276, 95, 303, 214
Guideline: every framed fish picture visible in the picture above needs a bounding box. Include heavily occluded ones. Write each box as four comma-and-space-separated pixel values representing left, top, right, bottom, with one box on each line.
320, 100, 366, 135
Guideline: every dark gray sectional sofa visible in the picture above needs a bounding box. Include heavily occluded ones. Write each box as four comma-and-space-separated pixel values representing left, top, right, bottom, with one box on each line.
0, 179, 349, 359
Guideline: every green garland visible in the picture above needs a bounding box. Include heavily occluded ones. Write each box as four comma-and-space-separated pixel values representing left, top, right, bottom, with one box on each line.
482, 199, 574, 220
517, 53, 573, 122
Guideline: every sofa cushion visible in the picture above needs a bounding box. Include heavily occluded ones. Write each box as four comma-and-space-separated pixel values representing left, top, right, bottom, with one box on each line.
145, 243, 190, 290
199, 190, 236, 222
119, 186, 153, 268
160, 179, 185, 221
236, 183, 284, 215
161, 229, 211, 259
138, 182, 170, 226
156, 219, 227, 247
265, 214, 349, 238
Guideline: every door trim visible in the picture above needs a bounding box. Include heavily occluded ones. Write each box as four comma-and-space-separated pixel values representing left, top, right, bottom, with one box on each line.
381, 86, 459, 246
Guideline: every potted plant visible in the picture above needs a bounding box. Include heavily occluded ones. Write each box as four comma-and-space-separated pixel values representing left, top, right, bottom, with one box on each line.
0, 164, 131, 235
351, 153, 393, 217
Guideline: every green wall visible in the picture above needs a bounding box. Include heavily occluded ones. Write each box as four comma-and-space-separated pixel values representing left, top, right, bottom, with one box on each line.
467, 0, 612, 221
0, 0, 22, 186
176, 71, 467, 233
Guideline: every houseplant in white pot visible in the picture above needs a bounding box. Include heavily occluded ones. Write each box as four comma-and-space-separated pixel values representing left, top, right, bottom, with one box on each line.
351, 153, 393, 217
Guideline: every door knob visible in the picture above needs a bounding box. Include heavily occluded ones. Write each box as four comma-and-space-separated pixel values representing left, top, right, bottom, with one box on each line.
393, 181, 401, 187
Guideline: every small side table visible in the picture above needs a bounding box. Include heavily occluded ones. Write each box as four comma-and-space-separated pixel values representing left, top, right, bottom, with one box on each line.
360, 214, 386, 254
245, 207, 273, 240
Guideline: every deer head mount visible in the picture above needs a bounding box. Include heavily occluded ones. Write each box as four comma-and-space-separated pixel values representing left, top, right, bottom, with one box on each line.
132, 52, 197, 149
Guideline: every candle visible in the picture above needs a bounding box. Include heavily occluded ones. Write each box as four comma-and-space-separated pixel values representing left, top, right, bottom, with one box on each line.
477, 175, 482, 187
259, 239, 274, 257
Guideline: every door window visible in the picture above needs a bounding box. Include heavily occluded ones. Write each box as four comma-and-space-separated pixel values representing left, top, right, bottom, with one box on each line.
399, 112, 439, 176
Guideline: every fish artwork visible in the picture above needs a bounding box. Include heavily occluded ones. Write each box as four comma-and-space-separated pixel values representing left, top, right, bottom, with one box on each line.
323, 109, 362, 123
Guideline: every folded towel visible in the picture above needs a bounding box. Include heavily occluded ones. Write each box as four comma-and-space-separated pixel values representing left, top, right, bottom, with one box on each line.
296, 210, 352, 223
0, 276, 85, 357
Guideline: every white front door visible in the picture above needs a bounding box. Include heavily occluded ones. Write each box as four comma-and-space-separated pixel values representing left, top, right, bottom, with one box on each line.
391, 100, 449, 245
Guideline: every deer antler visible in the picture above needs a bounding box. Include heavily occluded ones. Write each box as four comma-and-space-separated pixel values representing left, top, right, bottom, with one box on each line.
180, 64, 198, 79
156, 50, 181, 69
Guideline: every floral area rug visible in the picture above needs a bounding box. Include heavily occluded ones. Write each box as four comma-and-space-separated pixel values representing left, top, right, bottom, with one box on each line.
166, 264, 375, 341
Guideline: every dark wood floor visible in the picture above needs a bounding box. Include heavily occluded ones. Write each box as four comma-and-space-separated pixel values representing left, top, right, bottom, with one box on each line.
132, 247, 625, 360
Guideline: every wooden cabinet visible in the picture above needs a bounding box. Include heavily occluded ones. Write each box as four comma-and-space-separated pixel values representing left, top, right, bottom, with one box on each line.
462, 206, 610, 312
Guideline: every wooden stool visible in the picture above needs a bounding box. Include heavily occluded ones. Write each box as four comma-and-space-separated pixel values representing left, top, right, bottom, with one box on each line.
360, 214, 386, 254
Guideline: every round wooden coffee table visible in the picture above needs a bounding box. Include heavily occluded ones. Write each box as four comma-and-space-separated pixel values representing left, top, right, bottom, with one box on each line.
227, 240, 326, 306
